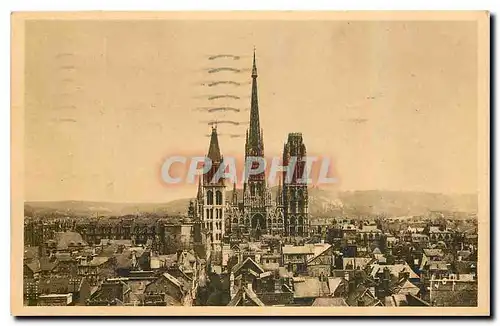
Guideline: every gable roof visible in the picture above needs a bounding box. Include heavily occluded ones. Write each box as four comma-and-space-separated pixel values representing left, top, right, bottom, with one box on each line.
307, 243, 333, 263
25, 260, 41, 274
370, 263, 420, 279
231, 257, 265, 275
393, 279, 420, 296
346, 284, 382, 306
327, 277, 344, 294
26, 257, 59, 273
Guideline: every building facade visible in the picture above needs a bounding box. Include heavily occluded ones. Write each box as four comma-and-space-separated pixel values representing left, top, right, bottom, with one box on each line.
190, 50, 310, 243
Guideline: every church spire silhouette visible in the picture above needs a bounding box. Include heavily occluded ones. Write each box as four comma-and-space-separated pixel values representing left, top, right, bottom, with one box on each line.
246, 47, 263, 158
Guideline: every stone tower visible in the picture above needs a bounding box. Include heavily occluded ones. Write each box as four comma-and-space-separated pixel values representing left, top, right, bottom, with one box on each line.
283, 133, 309, 237
202, 126, 226, 251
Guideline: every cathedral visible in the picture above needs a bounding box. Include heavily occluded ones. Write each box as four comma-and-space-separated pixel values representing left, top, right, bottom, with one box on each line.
190, 50, 309, 251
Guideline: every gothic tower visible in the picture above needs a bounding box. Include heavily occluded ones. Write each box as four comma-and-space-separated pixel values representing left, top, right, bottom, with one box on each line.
202, 126, 226, 251
283, 133, 309, 237
243, 49, 272, 238
245, 49, 266, 195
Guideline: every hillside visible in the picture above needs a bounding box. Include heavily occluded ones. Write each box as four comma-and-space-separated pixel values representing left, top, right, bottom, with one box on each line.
25, 189, 477, 218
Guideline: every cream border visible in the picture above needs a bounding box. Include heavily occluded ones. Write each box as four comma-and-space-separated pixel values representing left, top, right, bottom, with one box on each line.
10, 11, 490, 316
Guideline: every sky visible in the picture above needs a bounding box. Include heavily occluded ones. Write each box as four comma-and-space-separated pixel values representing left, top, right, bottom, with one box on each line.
24, 19, 478, 202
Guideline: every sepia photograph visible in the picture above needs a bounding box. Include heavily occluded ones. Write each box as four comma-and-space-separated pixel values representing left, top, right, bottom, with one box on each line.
10, 11, 490, 316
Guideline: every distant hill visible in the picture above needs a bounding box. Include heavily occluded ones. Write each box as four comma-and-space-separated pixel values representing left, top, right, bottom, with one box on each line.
336, 190, 477, 216
25, 189, 477, 218
24, 199, 191, 218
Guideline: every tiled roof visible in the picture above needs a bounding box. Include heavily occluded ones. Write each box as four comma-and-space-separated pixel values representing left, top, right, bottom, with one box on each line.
231, 257, 265, 275
370, 263, 420, 279
393, 280, 420, 296
37, 277, 84, 294
346, 285, 381, 306
293, 277, 328, 298
39, 257, 58, 272
54, 231, 87, 250
282, 245, 314, 255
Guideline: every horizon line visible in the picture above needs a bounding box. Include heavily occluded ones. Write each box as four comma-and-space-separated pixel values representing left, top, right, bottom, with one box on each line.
24, 188, 478, 205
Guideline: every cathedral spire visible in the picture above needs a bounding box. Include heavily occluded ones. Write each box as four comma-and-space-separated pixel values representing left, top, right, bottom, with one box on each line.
207, 125, 222, 163
252, 47, 258, 77
246, 48, 263, 157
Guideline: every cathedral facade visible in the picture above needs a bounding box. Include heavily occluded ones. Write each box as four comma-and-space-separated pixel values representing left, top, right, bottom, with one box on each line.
190, 51, 309, 249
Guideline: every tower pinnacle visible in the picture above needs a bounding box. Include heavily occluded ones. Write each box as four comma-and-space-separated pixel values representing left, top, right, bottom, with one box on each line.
207, 125, 222, 163
252, 47, 258, 78
246, 49, 263, 158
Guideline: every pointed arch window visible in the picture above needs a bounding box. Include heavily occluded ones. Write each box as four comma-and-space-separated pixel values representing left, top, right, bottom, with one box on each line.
215, 191, 223, 205
206, 190, 214, 205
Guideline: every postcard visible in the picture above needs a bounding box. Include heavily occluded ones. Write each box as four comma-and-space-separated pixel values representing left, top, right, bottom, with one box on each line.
11, 11, 490, 316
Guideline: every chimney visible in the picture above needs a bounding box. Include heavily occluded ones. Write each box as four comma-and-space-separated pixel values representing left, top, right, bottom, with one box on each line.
383, 267, 390, 280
